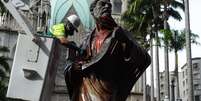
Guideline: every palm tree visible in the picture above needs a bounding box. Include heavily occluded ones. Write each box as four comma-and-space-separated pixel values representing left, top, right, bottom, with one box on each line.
170, 30, 184, 100
122, 0, 184, 100
122, 1, 156, 101
122, 1, 163, 101
150, 39, 154, 101
160, 0, 184, 99
0, 46, 10, 101
152, 1, 163, 101
122, 0, 155, 49
160, 28, 199, 101
169, 30, 199, 101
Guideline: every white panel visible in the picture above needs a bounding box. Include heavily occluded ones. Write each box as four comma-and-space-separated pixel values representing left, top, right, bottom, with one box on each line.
7, 33, 53, 101
11, 0, 29, 10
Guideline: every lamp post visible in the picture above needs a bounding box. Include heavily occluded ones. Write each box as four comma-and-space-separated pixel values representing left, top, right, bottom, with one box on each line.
170, 78, 175, 101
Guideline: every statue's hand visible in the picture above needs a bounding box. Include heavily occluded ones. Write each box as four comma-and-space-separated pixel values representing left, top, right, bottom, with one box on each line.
71, 61, 82, 71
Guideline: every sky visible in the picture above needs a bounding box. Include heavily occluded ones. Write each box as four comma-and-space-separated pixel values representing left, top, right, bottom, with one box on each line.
146, 0, 201, 85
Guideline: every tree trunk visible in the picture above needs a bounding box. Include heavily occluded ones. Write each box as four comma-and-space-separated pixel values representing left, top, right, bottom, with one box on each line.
155, 32, 160, 101
152, 0, 160, 100
175, 50, 180, 100
164, 44, 170, 100
150, 39, 154, 101
164, 4, 170, 99
143, 72, 147, 101
184, 0, 194, 101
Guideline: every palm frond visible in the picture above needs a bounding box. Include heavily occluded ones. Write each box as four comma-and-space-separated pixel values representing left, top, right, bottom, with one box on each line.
170, 0, 184, 11
160, 29, 173, 45
169, 30, 185, 51
190, 32, 200, 45
167, 8, 182, 21
0, 56, 10, 72
169, 29, 200, 52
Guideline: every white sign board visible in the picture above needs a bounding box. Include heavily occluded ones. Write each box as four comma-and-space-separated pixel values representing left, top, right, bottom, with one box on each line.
7, 33, 53, 101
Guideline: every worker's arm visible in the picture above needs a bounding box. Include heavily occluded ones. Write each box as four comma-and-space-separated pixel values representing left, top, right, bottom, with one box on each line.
55, 38, 84, 55
58, 37, 69, 44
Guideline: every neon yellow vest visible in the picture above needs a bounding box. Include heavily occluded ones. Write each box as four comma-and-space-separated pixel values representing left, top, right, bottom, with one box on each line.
49, 23, 65, 38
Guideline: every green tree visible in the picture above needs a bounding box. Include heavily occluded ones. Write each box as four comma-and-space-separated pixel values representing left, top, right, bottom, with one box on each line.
170, 30, 199, 100
161, 0, 184, 99
0, 46, 10, 101
122, 1, 156, 101
122, 0, 154, 49
0, 1, 7, 16
160, 29, 200, 100
122, 1, 163, 101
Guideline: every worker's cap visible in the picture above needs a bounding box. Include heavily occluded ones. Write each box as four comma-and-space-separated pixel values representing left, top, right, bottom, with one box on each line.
67, 14, 80, 32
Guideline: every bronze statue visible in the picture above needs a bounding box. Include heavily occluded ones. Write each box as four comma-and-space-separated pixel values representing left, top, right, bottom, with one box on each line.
64, 0, 151, 101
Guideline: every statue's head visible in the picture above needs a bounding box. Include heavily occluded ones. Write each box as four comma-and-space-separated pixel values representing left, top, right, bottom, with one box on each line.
90, 0, 112, 19
90, 0, 117, 29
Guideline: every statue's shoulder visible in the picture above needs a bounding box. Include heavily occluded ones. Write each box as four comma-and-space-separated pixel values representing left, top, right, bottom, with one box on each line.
113, 26, 134, 42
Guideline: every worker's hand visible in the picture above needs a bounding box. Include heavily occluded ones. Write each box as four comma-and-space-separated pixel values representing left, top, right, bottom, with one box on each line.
32, 36, 42, 44
59, 37, 69, 44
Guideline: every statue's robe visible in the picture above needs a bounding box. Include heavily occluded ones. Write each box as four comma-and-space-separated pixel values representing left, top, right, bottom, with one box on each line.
64, 27, 151, 101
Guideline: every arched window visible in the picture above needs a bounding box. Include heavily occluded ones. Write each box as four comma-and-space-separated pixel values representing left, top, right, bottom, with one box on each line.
112, 0, 122, 14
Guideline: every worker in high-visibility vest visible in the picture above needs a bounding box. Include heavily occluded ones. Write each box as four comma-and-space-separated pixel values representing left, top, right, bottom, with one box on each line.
49, 14, 80, 44
48, 14, 83, 54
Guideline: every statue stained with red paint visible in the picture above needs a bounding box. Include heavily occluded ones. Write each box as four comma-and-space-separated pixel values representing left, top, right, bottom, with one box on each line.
64, 0, 151, 101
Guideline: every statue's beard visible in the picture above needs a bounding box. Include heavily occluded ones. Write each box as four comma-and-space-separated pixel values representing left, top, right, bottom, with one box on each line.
96, 16, 117, 30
